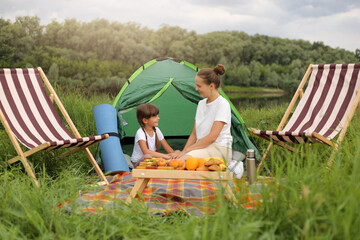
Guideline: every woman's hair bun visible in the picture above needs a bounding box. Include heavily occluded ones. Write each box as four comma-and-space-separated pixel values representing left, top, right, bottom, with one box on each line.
214, 64, 225, 75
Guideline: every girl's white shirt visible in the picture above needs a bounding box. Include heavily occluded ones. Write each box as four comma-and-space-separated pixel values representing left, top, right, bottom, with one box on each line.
131, 127, 164, 163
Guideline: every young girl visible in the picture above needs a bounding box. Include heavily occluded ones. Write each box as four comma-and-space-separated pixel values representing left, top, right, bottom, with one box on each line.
130, 103, 176, 166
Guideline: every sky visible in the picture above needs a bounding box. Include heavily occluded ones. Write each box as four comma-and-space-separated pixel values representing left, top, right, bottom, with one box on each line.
1, 0, 360, 53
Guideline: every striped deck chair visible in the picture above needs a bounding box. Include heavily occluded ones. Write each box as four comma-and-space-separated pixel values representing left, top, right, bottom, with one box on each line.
252, 64, 360, 172
0, 68, 110, 186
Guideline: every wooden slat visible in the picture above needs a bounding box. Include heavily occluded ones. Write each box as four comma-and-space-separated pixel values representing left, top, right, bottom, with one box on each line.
0, 108, 39, 186
49, 93, 54, 103
131, 169, 233, 180
8, 142, 51, 164
299, 89, 304, 99
83, 148, 109, 185
312, 132, 334, 146
126, 178, 150, 204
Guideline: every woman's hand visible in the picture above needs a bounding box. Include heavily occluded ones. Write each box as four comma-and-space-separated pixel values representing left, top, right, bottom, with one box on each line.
162, 154, 172, 160
170, 151, 179, 159
171, 150, 186, 159
168, 150, 179, 159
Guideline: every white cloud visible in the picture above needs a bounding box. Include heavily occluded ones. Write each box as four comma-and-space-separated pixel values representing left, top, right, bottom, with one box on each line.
280, 7, 360, 51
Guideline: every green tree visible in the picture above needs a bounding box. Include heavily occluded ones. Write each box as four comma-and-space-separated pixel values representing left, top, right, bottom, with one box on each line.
148, 25, 188, 57
0, 18, 15, 66
0, 16, 358, 93
249, 61, 262, 86
356, 49, 360, 61
48, 63, 59, 83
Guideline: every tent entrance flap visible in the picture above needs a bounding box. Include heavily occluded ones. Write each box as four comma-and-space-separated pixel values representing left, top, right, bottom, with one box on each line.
120, 85, 197, 137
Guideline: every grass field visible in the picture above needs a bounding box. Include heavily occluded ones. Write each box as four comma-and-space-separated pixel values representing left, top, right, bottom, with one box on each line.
1, 90, 359, 239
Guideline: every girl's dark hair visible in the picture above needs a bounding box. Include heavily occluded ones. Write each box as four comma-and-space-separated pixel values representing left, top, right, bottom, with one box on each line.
136, 103, 161, 151
196, 64, 225, 89
136, 103, 159, 127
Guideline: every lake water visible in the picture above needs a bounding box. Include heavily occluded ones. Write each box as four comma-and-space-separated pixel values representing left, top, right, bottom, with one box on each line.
229, 93, 292, 109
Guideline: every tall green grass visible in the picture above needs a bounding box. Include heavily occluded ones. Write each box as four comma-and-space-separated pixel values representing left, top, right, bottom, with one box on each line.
1, 91, 360, 239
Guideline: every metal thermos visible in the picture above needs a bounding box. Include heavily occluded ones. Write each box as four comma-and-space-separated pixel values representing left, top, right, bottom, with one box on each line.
246, 149, 256, 184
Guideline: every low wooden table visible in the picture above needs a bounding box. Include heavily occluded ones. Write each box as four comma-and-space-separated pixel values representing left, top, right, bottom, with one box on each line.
126, 169, 236, 204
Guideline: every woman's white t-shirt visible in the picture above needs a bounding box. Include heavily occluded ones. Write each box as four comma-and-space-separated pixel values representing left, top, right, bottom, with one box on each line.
131, 127, 164, 163
195, 95, 233, 148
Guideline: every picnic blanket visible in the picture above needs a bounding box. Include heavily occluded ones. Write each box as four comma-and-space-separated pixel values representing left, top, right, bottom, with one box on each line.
61, 173, 273, 215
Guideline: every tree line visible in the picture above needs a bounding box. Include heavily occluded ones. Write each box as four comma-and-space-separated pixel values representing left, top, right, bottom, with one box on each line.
1, 16, 359, 94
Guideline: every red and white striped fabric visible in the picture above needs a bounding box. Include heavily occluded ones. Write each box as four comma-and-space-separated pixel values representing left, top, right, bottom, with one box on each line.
0, 68, 107, 150
252, 64, 360, 144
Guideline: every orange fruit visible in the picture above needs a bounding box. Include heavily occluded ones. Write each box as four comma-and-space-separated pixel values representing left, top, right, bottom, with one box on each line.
169, 159, 179, 167
197, 158, 206, 167
176, 159, 184, 167
185, 156, 198, 170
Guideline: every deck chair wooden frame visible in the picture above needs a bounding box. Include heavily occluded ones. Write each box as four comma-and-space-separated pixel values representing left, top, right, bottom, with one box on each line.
0, 68, 110, 186
251, 64, 360, 173
126, 169, 236, 204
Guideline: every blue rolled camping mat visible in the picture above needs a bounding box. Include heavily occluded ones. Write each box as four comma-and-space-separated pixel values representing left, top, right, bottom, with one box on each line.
93, 104, 130, 174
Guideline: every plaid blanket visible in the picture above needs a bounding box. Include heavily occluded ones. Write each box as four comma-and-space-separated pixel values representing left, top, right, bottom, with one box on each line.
61, 173, 273, 215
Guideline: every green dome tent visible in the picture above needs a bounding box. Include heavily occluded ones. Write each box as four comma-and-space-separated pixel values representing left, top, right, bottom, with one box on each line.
113, 57, 259, 159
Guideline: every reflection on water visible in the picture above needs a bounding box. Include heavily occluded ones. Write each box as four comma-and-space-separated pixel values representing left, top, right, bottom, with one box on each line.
229, 94, 292, 109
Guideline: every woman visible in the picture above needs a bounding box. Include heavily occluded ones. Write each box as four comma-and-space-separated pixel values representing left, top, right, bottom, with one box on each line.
174, 64, 233, 161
